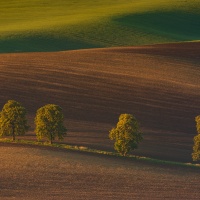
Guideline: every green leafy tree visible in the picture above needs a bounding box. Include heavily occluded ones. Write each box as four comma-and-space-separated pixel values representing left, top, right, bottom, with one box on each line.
192, 115, 200, 161
35, 104, 67, 144
0, 100, 29, 141
109, 114, 143, 156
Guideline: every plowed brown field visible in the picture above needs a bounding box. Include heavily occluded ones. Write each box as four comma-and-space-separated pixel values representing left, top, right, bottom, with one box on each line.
0, 144, 200, 200
0, 42, 200, 162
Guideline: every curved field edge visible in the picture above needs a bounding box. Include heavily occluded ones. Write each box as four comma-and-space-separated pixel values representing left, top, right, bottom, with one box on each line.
0, 138, 199, 168
0, 0, 200, 53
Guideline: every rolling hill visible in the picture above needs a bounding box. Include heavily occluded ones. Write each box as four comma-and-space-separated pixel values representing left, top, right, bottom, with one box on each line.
0, 42, 199, 162
1, 2, 200, 198
0, 0, 200, 53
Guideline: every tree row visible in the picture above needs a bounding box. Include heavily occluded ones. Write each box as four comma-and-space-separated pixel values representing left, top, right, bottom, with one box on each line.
0, 100, 200, 161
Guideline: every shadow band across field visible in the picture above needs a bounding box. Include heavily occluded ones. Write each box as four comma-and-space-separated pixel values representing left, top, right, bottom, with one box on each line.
113, 11, 200, 41
0, 35, 99, 53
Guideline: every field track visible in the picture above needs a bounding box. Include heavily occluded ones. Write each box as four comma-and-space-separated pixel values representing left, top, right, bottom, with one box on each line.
0, 42, 200, 162
0, 144, 200, 200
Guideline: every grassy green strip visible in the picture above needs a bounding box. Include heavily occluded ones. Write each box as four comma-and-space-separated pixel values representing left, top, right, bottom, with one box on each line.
0, 0, 200, 53
0, 138, 199, 168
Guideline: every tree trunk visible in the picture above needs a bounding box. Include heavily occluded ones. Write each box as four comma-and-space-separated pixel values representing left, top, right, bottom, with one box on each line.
12, 127, 15, 141
122, 140, 126, 156
50, 134, 53, 144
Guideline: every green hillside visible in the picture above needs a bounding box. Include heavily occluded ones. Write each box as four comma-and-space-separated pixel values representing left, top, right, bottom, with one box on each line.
0, 0, 200, 53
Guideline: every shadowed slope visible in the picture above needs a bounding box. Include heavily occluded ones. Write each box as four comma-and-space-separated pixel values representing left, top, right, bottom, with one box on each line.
0, 42, 200, 162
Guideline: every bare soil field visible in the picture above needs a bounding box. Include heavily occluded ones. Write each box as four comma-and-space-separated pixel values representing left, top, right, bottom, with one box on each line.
0, 42, 200, 162
0, 144, 200, 200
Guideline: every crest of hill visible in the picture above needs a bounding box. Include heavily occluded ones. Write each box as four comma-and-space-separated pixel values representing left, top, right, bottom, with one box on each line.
0, 0, 200, 53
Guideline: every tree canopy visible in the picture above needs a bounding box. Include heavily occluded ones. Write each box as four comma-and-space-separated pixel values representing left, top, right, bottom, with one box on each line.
109, 114, 143, 156
192, 115, 200, 161
35, 104, 67, 144
0, 100, 29, 141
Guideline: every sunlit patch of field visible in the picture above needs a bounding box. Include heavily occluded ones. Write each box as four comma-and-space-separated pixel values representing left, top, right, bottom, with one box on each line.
0, 144, 200, 199
0, 42, 200, 162
0, 0, 200, 52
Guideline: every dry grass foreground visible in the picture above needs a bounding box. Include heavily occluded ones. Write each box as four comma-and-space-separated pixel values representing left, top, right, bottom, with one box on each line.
0, 143, 200, 200
0, 42, 200, 162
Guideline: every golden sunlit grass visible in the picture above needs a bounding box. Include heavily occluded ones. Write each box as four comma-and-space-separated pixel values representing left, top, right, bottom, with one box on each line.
0, 0, 200, 52
1, 0, 199, 34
